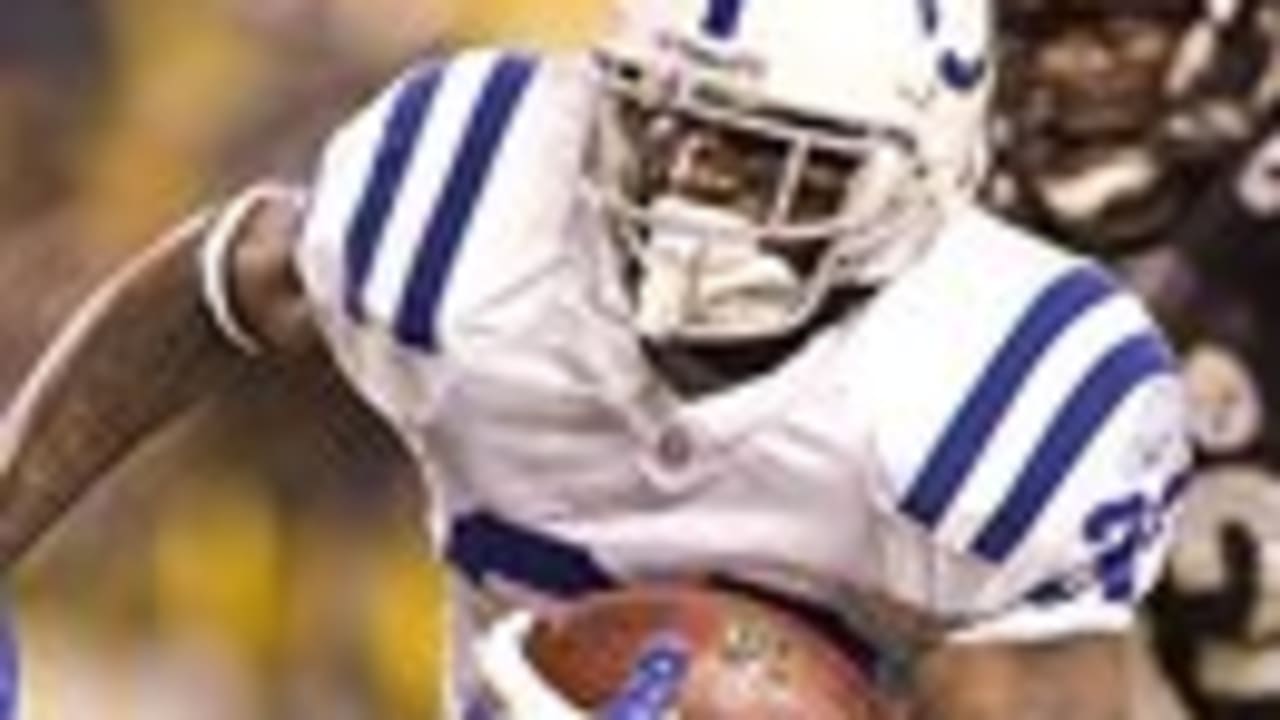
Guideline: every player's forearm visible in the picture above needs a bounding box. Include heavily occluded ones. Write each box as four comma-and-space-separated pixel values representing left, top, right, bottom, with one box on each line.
910, 636, 1129, 720
0, 214, 249, 570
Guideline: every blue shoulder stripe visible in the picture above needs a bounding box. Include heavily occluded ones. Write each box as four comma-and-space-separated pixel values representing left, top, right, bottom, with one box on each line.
899, 266, 1117, 530
395, 54, 535, 349
971, 332, 1176, 563
344, 64, 443, 320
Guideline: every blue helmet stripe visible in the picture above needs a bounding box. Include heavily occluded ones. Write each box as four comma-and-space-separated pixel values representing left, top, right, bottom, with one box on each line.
971, 333, 1176, 563
702, 0, 745, 39
915, 0, 988, 92
394, 54, 535, 349
918, 0, 940, 34
900, 266, 1117, 529
344, 64, 442, 320
940, 52, 988, 92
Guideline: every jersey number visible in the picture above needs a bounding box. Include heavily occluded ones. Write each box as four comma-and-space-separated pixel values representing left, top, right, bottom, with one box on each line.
1084, 474, 1188, 601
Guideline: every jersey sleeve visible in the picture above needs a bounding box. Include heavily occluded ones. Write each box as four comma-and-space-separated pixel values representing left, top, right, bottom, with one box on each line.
297, 49, 542, 351
947, 282, 1192, 644
289, 49, 591, 422
293, 59, 409, 335
290, 56, 450, 423
863, 218, 1193, 644
952, 362, 1191, 644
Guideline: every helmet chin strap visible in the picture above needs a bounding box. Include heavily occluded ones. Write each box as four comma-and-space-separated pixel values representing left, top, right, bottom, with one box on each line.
634, 196, 802, 341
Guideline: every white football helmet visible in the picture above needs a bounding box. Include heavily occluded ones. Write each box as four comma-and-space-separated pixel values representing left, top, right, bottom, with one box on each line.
581, 0, 994, 343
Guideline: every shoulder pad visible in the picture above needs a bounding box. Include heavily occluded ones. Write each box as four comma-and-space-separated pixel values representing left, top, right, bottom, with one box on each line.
861, 212, 1188, 596
296, 49, 592, 353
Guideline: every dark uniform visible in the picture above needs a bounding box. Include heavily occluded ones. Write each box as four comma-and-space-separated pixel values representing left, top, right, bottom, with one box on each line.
990, 0, 1280, 715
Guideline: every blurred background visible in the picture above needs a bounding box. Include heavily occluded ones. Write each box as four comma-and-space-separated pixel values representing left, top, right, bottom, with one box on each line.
0, 1, 601, 718
1, 0, 1280, 718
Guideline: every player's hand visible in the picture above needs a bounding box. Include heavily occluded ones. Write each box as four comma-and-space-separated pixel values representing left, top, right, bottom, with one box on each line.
474, 611, 589, 720
472, 586, 895, 720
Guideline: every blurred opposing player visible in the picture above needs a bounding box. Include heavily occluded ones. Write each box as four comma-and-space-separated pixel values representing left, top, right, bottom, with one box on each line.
990, 0, 1276, 261
0, 0, 1191, 717
991, 0, 1280, 714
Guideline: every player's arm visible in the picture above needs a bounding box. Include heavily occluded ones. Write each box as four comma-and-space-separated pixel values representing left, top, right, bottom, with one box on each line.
0, 184, 313, 570
912, 634, 1129, 720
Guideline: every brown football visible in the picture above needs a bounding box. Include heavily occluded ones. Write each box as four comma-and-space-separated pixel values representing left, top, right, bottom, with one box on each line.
525, 584, 899, 719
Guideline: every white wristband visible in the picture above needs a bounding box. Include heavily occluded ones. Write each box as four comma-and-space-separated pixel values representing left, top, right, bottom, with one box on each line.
197, 182, 305, 355
474, 612, 591, 720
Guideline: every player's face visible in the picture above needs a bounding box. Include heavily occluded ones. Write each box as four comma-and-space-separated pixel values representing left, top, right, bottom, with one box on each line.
614, 98, 857, 227
612, 92, 862, 274
1011, 9, 1184, 142
588, 68, 893, 342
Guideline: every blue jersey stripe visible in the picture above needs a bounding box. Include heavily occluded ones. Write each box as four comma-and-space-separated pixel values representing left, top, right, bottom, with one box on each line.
395, 54, 535, 349
702, 0, 745, 39
1160, 469, 1192, 510
971, 333, 1176, 563
343, 65, 443, 320
900, 266, 1117, 529
446, 511, 617, 598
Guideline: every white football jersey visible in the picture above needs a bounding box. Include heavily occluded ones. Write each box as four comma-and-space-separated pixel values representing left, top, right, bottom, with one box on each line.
294, 49, 1192, 716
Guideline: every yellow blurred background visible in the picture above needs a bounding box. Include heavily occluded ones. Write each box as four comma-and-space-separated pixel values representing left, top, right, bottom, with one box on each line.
0, 1, 601, 718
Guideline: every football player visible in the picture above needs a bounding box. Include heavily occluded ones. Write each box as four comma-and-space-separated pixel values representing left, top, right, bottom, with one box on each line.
991, 0, 1280, 715
0, 0, 1191, 717
991, 0, 1273, 258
